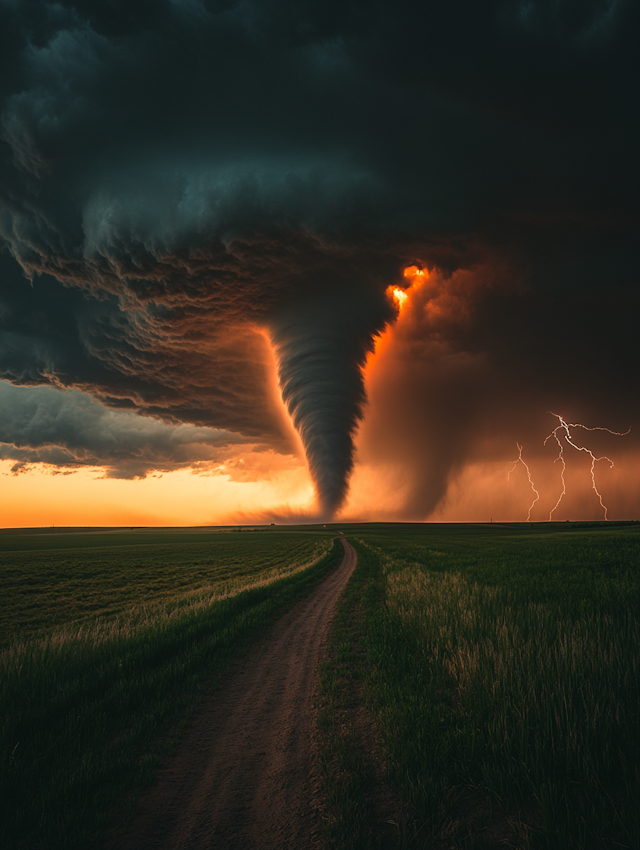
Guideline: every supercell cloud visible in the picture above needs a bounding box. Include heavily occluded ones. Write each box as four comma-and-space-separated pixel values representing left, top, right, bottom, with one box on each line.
0, 1, 638, 517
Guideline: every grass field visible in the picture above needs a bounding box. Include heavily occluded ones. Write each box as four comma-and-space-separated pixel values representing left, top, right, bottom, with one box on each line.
0, 526, 338, 850
0, 528, 333, 645
318, 522, 640, 850
3, 521, 639, 850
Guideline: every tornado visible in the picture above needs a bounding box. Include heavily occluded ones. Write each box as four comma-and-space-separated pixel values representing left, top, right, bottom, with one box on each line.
0, 1, 637, 522
268, 287, 392, 517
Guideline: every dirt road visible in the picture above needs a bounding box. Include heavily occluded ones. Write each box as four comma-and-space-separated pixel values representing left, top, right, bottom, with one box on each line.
112, 538, 357, 850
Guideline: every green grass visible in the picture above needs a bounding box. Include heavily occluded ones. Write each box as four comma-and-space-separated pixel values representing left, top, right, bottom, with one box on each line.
317, 546, 406, 850
0, 530, 329, 645
0, 529, 340, 850
4, 521, 639, 849
318, 523, 640, 850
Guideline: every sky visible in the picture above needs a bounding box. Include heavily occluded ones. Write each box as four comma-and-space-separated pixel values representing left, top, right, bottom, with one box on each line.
1, 0, 639, 527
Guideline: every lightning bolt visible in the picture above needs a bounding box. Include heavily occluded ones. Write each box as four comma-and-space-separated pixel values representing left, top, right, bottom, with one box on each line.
508, 415, 630, 522
508, 442, 541, 521
544, 413, 630, 521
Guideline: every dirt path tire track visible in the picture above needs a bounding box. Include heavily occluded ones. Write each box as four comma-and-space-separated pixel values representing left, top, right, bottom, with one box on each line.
110, 538, 357, 850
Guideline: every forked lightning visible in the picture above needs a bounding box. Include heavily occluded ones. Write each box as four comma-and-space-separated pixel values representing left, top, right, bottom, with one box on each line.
509, 413, 630, 521
507, 443, 540, 521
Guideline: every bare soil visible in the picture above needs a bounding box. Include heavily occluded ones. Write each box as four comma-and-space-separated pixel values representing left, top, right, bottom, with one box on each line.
109, 538, 357, 850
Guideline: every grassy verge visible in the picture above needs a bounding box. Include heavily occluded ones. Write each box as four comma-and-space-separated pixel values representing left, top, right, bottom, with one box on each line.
319, 527, 640, 850
317, 541, 405, 850
1, 536, 341, 850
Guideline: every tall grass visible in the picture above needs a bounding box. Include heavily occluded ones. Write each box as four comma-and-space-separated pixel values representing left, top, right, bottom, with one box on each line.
382, 563, 640, 847
323, 527, 640, 849
0, 537, 340, 850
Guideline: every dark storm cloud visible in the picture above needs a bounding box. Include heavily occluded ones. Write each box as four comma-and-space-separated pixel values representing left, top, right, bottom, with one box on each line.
0, 0, 638, 515
0, 380, 246, 477
357, 230, 640, 520
0, 252, 293, 442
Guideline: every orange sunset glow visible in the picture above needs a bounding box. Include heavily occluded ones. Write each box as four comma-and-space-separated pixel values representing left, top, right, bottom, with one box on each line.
391, 286, 408, 308
0, 454, 314, 528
